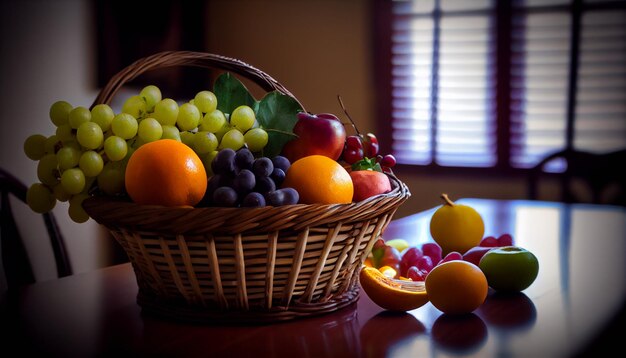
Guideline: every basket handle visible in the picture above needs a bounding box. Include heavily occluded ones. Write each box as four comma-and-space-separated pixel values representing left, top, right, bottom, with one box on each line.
91, 51, 304, 110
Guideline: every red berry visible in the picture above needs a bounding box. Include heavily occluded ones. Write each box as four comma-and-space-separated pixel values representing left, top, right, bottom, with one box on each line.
416, 255, 434, 272
343, 147, 364, 164
407, 266, 428, 281
365, 141, 380, 158
440, 251, 463, 264
345, 135, 363, 150
399, 247, 423, 277
479, 236, 499, 247
498, 234, 514, 246
381, 154, 397, 168
366, 133, 378, 145
422, 242, 442, 265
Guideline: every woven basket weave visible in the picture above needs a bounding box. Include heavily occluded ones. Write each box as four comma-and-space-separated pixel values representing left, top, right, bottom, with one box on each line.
83, 51, 410, 323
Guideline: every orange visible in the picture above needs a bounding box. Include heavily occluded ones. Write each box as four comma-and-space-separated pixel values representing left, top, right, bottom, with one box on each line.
425, 260, 488, 315
282, 155, 353, 204
359, 266, 429, 311
125, 139, 207, 206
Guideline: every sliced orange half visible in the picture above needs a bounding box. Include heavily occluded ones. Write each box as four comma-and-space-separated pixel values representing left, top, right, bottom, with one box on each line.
359, 266, 429, 312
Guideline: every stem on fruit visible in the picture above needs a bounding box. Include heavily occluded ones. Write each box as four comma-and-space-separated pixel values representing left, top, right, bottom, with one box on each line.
265, 128, 299, 138
441, 193, 455, 206
337, 95, 361, 136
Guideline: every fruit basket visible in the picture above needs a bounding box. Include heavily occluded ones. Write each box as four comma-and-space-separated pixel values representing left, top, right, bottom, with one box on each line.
82, 51, 410, 323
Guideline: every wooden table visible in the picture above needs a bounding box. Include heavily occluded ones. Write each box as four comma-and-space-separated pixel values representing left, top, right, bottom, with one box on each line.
2, 199, 625, 357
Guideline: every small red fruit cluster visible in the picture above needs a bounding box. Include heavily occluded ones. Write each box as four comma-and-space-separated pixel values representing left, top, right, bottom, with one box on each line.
368, 233, 516, 282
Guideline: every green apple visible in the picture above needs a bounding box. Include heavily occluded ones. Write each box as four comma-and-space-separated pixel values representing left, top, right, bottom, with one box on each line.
478, 246, 539, 292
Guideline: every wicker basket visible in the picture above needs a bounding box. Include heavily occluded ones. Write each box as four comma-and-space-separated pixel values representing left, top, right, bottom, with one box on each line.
83, 51, 410, 323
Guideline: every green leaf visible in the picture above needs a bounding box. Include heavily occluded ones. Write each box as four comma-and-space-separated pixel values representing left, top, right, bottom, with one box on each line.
351, 157, 383, 172
256, 91, 303, 158
213, 73, 257, 114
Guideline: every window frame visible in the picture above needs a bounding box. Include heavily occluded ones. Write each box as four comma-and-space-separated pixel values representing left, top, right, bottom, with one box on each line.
373, 0, 626, 178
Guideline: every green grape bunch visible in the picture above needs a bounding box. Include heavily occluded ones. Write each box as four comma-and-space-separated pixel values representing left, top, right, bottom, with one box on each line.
23, 85, 270, 223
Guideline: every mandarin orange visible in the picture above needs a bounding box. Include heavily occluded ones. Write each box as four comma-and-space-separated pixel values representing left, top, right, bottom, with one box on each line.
282, 155, 353, 204
359, 266, 429, 311
125, 139, 207, 206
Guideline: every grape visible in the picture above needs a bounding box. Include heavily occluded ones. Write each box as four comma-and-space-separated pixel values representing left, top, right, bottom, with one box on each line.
270, 168, 286, 186
131, 137, 146, 149
37, 154, 59, 186
26, 183, 56, 213
203, 174, 222, 203
55, 125, 74, 143
266, 190, 285, 206
68, 201, 89, 223
416, 256, 434, 272
254, 176, 276, 195
406, 266, 427, 282
79, 150, 104, 177
24, 134, 47, 160
77, 122, 104, 149
242, 192, 265, 207
498, 234, 514, 246
199, 109, 227, 133
252, 157, 273, 177
98, 162, 125, 195
212, 186, 238, 207
211, 148, 236, 175
153, 98, 179, 126
91, 104, 115, 132
279, 187, 299, 205
440, 252, 463, 264
68, 193, 90, 223
140, 85, 162, 111
56, 146, 81, 170
180, 131, 195, 147
219, 128, 245, 151
61, 168, 86, 194
234, 148, 254, 171
345, 136, 363, 150
177, 103, 201, 131
381, 154, 397, 168
44, 135, 61, 154
202, 150, 219, 176
161, 125, 181, 141
232, 169, 256, 196
193, 131, 218, 154
138, 117, 163, 142
399, 247, 423, 277
365, 133, 379, 157
122, 95, 147, 119
194, 90, 217, 113
214, 123, 231, 142
271, 156, 291, 173
52, 183, 71, 202
104, 136, 128, 162
230, 105, 256, 132
68, 106, 91, 129
422, 242, 442, 264
111, 113, 138, 139
49, 100, 73, 126
343, 147, 364, 164
244, 128, 268, 152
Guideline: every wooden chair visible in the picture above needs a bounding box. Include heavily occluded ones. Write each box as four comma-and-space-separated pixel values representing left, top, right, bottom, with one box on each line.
1, 168, 72, 290
527, 149, 626, 206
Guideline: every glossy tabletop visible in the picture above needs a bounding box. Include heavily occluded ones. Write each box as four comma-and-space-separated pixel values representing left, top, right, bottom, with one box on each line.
2, 199, 625, 357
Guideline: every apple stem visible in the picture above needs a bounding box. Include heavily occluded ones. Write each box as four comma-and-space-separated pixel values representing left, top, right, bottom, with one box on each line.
265, 128, 299, 138
441, 193, 455, 206
337, 95, 361, 136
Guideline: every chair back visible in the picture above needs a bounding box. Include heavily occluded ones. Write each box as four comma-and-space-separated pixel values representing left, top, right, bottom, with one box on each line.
0, 168, 72, 290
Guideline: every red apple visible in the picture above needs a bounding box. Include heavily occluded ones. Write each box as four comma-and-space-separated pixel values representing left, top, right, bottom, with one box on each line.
282, 112, 346, 162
